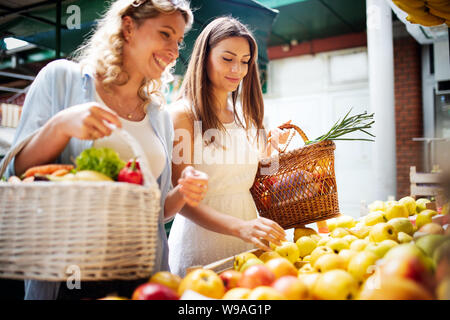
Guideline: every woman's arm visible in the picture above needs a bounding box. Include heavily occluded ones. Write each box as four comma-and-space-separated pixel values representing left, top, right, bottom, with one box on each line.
168, 106, 286, 251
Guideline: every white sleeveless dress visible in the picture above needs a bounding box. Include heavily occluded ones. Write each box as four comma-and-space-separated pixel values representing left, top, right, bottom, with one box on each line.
168, 120, 262, 277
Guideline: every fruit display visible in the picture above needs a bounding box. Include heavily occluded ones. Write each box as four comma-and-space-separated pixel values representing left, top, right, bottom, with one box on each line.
97, 196, 448, 300
392, 0, 450, 27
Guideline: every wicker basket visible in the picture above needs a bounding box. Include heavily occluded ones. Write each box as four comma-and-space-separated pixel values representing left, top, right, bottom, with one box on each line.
0, 128, 161, 281
250, 123, 340, 229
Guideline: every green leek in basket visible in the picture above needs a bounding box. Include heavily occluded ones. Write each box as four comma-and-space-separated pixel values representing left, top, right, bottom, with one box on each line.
306, 109, 375, 145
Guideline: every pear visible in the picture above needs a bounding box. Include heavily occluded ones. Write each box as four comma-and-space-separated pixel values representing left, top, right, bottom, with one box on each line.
398, 196, 417, 216
387, 217, 414, 236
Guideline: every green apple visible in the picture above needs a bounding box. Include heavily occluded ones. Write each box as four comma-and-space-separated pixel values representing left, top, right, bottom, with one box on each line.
330, 227, 351, 238
350, 239, 369, 252
383, 203, 409, 221
347, 251, 379, 283
387, 217, 414, 236
416, 198, 431, 213
275, 241, 300, 264
310, 246, 335, 267
336, 215, 356, 229
369, 223, 398, 242
326, 218, 338, 232
364, 239, 398, 258
368, 200, 386, 212
234, 252, 258, 271
314, 253, 345, 273
398, 196, 417, 216
312, 270, 359, 300
326, 238, 350, 254
397, 231, 413, 243
296, 236, 317, 258
415, 211, 435, 229
240, 257, 264, 272
415, 234, 448, 257
363, 211, 386, 226
342, 235, 359, 244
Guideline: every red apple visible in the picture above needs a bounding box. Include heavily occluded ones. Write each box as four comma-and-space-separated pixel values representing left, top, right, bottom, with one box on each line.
132, 282, 179, 300
238, 265, 275, 289
219, 270, 242, 291
271, 275, 309, 300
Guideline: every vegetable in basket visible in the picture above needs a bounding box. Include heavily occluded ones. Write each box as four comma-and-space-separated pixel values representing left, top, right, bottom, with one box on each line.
118, 158, 143, 185
75, 147, 125, 180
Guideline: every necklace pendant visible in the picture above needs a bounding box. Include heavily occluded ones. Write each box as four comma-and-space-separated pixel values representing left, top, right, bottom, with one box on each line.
127, 114, 132, 119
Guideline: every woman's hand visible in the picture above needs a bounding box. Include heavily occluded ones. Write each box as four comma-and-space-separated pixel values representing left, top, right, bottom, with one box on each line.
268, 120, 292, 150
177, 166, 208, 207
54, 102, 122, 140
236, 217, 286, 251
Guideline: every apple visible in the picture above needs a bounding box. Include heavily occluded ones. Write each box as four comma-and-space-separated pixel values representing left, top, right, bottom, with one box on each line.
415, 212, 434, 230
326, 238, 350, 254
342, 235, 358, 244
247, 286, 285, 300
383, 243, 427, 263
312, 270, 359, 300
415, 234, 447, 257
293, 227, 317, 242
347, 251, 379, 283
330, 227, 351, 238
363, 211, 386, 226
222, 287, 251, 300
433, 239, 450, 266
377, 255, 435, 293
309, 246, 335, 267
296, 236, 317, 258
436, 276, 450, 300
349, 225, 372, 239
302, 255, 312, 264
416, 198, 431, 213
271, 275, 308, 300
358, 275, 433, 300
397, 231, 413, 243
317, 236, 331, 247
275, 241, 300, 263
149, 271, 182, 292
219, 270, 242, 291
335, 215, 356, 229
265, 257, 298, 279
369, 222, 397, 242
240, 258, 264, 272
368, 200, 386, 212
338, 249, 358, 269
383, 203, 409, 221
99, 295, 127, 300
326, 218, 338, 232
314, 253, 345, 273
238, 265, 276, 289
132, 282, 179, 300
387, 217, 414, 236
233, 252, 258, 271
178, 269, 225, 299
398, 196, 417, 216
418, 222, 444, 235
350, 239, 369, 252
310, 234, 321, 243
364, 239, 398, 259
258, 251, 281, 263
298, 263, 316, 274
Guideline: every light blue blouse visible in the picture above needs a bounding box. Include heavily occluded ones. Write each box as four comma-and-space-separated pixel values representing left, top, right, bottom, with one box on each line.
3, 59, 174, 299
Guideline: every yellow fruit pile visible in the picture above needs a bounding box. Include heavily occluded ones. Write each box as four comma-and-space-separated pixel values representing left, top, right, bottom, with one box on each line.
392, 0, 450, 27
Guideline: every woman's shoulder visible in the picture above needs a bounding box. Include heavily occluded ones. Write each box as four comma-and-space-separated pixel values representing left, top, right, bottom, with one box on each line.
36, 59, 83, 83
167, 99, 194, 130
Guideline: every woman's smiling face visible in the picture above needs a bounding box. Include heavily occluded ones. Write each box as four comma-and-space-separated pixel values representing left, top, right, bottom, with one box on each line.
123, 11, 186, 80
206, 36, 251, 95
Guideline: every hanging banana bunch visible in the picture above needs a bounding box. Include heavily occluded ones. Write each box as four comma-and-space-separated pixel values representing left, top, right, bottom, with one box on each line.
392, 0, 450, 27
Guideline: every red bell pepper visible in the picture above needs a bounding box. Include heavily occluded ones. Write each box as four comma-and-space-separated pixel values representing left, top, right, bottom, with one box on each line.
118, 158, 143, 185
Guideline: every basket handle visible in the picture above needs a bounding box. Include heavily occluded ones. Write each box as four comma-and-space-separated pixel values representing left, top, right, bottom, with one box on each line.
0, 127, 158, 189
272, 123, 310, 153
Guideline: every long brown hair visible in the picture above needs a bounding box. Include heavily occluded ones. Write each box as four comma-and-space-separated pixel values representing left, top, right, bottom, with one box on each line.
179, 16, 266, 142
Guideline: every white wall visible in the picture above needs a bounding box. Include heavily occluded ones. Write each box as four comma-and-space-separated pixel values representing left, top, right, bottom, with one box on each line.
263, 47, 380, 219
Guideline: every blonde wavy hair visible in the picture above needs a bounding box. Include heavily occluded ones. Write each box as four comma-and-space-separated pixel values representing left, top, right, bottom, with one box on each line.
74, 0, 193, 107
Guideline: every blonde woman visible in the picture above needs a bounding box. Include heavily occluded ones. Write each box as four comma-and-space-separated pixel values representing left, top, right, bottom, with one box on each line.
4, 0, 207, 300
168, 17, 289, 277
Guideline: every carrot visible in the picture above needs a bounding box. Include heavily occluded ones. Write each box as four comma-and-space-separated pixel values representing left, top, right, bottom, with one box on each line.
51, 169, 70, 177
24, 164, 74, 178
